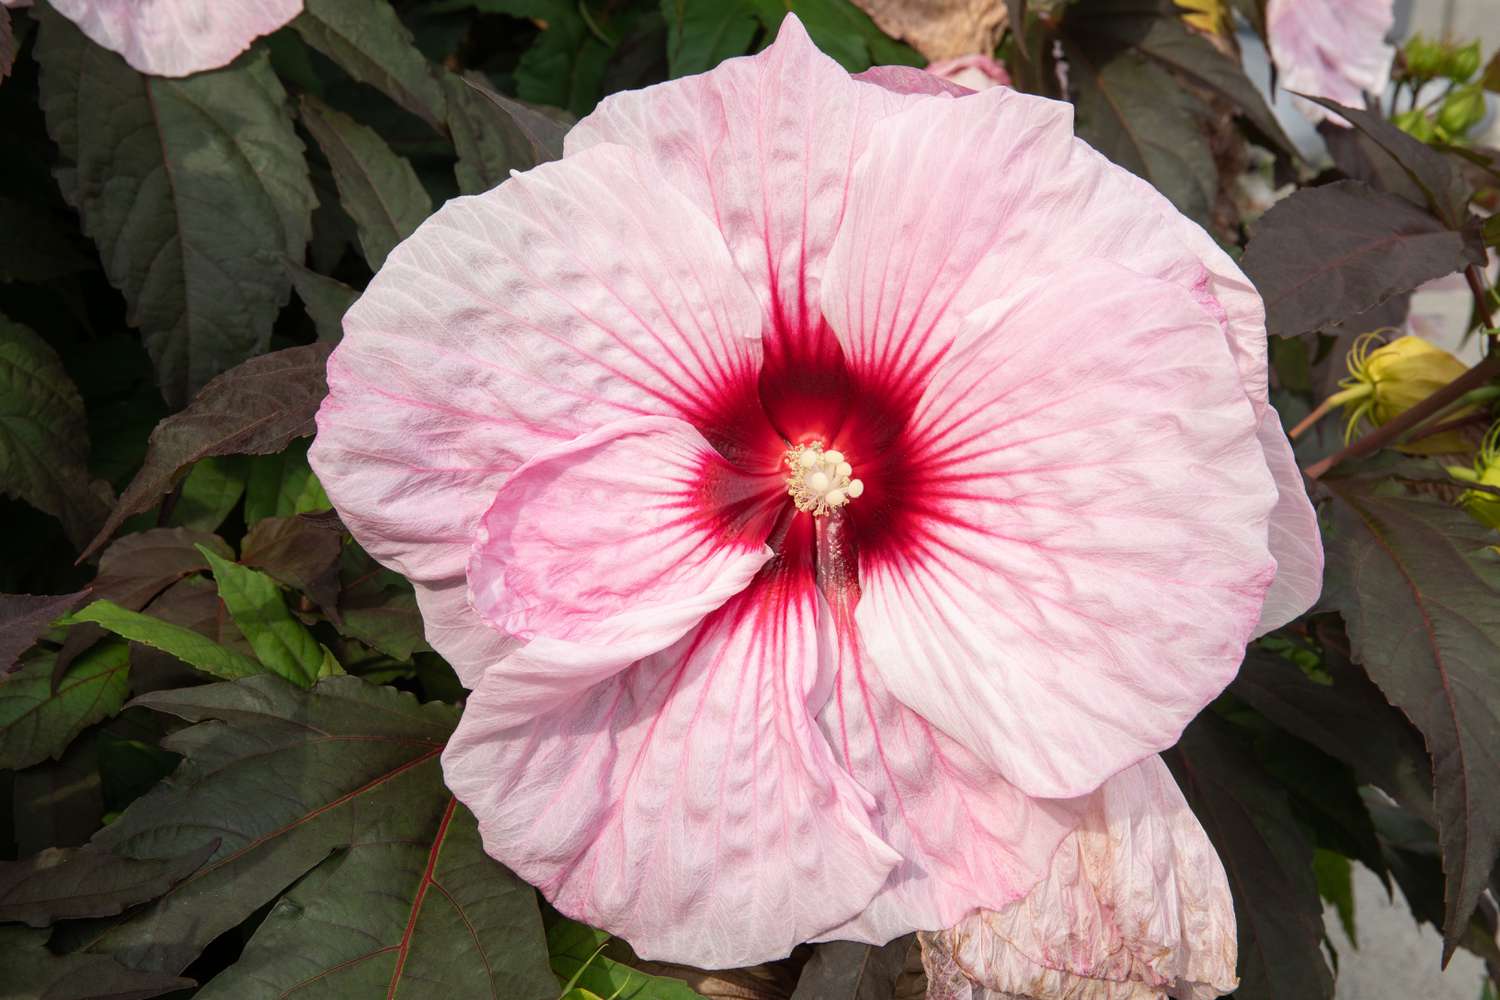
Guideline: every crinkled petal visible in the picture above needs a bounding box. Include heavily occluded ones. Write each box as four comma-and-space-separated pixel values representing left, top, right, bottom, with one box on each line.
50, 0, 302, 76
822, 85, 1270, 415
1268, 0, 1395, 123
466, 415, 782, 724
1253, 410, 1324, 636
566, 15, 929, 356
443, 522, 900, 968
815, 580, 1083, 944
920, 757, 1238, 1000
311, 142, 765, 685
854, 260, 1277, 798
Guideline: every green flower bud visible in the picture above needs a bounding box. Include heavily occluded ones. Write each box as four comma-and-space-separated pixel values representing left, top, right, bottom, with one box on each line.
1447, 422, 1500, 530
1447, 40, 1483, 81
1393, 108, 1438, 142
1403, 35, 1445, 79
1437, 85, 1487, 136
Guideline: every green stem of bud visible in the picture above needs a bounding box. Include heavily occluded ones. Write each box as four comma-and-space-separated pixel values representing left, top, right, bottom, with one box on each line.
1288, 384, 1373, 441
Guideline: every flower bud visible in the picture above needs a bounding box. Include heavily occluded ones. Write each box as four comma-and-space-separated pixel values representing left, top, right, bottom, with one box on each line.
1334, 332, 1476, 454
1403, 35, 1445, 80
1447, 421, 1500, 529
1437, 85, 1487, 136
1393, 108, 1438, 142
1447, 40, 1483, 82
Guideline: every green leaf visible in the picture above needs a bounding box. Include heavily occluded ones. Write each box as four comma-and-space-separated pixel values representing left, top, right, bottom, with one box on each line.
243, 438, 331, 525
196, 799, 555, 999
1313, 848, 1357, 946
78, 675, 456, 975
661, 0, 760, 77
197, 546, 331, 688
286, 259, 359, 342
0, 313, 110, 548
35, 10, 316, 406
762, 0, 921, 71
166, 456, 249, 533
82, 343, 334, 559
548, 918, 710, 1000
0, 841, 214, 928
300, 95, 433, 271
1062, 38, 1216, 227
292, 0, 448, 132
0, 925, 192, 1000
0, 643, 129, 770
1166, 714, 1334, 1000
1, 590, 89, 672
444, 73, 572, 195
1065, 0, 1297, 159
515, 12, 613, 117
1241, 180, 1484, 338
67, 599, 265, 682
1322, 474, 1500, 958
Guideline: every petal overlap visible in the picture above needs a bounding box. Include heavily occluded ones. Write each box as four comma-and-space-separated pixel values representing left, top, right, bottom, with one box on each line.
466, 415, 782, 725
443, 529, 900, 968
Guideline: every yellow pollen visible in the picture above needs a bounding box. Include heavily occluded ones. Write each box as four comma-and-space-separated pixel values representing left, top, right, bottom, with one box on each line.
785, 442, 864, 516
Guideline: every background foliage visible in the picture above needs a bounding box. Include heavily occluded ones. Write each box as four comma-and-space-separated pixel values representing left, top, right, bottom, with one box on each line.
3, 0, 1500, 997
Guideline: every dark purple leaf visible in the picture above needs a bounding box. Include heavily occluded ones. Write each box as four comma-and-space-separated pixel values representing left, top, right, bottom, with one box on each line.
1242, 180, 1484, 337
0, 840, 215, 927
1321, 473, 1500, 959
1166, 714, 1334, 1000
242, 514, 346, 620
791, 936, 918, 999
2, 590, 89, 673
4, 926, 193, 1000
82, 343, 334, 560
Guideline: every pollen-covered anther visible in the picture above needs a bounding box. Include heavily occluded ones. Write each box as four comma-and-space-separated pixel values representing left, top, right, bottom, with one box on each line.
785, 442, 864, 516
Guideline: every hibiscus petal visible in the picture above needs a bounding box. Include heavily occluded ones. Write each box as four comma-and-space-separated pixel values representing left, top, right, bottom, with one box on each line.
443, 527, 900, 967
50, 0, 302, 77
466, 415, 782, 723
311, 142, 765, 684
855, 260, 1277, 798
823, 85, 1269, 414
815, 589, 1083, 944
1253, 410, 1324, 636
920, 756, 1238, 1000
853, 64, 971, 97
565, 15, 927, 351
1268, 0, 1395, 122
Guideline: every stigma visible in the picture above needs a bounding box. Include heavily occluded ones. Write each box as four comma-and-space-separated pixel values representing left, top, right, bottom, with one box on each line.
784, 442, 864, 516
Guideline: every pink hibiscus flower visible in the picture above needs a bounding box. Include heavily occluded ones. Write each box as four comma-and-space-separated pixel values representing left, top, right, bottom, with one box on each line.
45, 0, 303, 77
310, 16, 1322, 969
1267, 0, 1396, 122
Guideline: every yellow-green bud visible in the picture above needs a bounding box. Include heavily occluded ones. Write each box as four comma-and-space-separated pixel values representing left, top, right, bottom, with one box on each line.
1447, 40, 1483, 82
1332, 332, 1477, 455
1393, 108, 1438, 142
1437, 85, 1487, 136
1447, 422, 1500, 530
1403, 35, 1445, 79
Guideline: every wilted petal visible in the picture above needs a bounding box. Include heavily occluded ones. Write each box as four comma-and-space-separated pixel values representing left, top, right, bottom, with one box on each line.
926, 54, 1011, 91
311, 143, 766, 685
50, 0, 302, 77
920, 757, 1238, 1000
1268, 0, 1395, 123
1253, 410, 1323, 636
854, 261, 1277, 798
566, 16, 928, 356
443, 523, 900, 968
853, 64, 971, 97
466, 416, 782, 724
